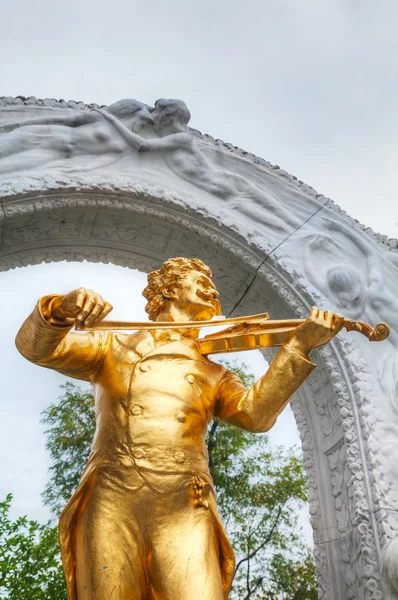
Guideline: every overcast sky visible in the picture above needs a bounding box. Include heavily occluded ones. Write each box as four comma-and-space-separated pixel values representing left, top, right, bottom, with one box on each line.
2, 0, 397, 235
1, 0, 396, 542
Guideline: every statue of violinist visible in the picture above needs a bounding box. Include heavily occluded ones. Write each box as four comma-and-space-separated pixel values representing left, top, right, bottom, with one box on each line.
15, 257, 388, 600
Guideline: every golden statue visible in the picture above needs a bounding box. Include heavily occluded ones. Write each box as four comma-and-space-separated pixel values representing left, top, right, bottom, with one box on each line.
15, 258, 389, 600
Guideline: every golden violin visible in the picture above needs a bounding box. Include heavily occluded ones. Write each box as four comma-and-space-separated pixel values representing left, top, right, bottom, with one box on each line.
76, 313, 390, 356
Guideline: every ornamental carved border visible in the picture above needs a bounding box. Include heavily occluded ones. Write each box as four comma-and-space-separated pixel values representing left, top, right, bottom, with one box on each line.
249, 253, 390, 599
0, 182, 263, 268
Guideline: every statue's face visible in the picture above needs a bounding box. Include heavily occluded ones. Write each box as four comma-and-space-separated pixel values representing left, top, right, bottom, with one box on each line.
328, 263, 365, 307
131, 107, 154, 132
152, 107, 173, 130
172, 270, 221, 321
152, 100, 190, 131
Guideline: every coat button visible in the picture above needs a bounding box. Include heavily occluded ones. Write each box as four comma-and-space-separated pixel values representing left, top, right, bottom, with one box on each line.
131, 405, 142, 416
176, 411, 186, 423
139, 363, 150, 372
174, 451, 185, 464
133, 449, 145, 459
186, 374, 195, 384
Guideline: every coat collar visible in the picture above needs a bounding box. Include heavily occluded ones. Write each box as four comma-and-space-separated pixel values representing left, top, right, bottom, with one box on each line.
115, 330, 204, 361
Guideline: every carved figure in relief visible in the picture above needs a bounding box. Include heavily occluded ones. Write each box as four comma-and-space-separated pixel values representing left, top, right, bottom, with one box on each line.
304, 218, 398, 416
0, 99, 154, 175
0, 96, 300, 233
96, 99, 301, 232
16, 257, 344, 599
96, 99, 301, 233
303, 219, 397, 346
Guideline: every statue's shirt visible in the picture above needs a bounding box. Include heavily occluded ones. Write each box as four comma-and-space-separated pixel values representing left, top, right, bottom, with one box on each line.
90, 329, 225, 480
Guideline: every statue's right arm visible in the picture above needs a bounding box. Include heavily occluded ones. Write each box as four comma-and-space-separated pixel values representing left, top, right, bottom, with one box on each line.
215, 345, 316, 433
215, 308, 343, 433
15, 289, 112, 382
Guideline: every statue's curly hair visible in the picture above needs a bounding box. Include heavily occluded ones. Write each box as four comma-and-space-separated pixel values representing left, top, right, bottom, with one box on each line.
143, 257, 215, 321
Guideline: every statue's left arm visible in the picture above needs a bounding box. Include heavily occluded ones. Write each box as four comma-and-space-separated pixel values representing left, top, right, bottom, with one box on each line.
215, 307, 343, 433
15, 288, 112, 382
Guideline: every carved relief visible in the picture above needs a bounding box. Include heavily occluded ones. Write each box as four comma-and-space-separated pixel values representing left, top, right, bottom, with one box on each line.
90, 212, 173, 254
2, 210, 84, 247
298, 214, 398, 527
291, 396, 332, 599
0, 99, 154, 177
312, 543, 332, 600
0, 97, 314, 237
302, 218, 398, 348
301, 217, 398, 417
0, 244, 159, 275
308, 365, 341, 438
341, 523, 382, 600
327, 442, 353, 534
0, 187, 262, 270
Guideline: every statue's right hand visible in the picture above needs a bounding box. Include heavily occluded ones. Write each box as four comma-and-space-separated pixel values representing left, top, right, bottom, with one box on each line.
50, 288, 113, 326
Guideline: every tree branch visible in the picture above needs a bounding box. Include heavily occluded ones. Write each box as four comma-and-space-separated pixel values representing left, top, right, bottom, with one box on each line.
234, 506, 283, 577
207, 420, 220, 471
245, 537, 251, 598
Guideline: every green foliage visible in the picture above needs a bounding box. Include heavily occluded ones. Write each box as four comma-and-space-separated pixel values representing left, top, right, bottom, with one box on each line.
0, 494, 67, 599
267, 552, 318, 599
41, 381, 95, 516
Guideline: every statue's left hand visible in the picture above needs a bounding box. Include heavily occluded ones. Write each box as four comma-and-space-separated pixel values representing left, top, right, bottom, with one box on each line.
287, 306, 344, 356
50, 288, 113, 327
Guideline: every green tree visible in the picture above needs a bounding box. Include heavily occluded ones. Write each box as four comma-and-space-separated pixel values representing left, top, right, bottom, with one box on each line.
0, 494, 67, 600
266, 552, 317, 600
41, 382, 95, 516
40, 364, 317, 598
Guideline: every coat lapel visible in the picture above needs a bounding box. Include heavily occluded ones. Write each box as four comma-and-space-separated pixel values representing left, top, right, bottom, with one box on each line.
116, 330, 205, 362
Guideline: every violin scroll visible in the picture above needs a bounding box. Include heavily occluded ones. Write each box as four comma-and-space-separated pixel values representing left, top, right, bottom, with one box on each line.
343, 320, 390, 342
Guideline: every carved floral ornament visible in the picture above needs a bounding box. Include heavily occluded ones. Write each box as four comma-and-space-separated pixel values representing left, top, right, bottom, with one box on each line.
1, 96, 398, 599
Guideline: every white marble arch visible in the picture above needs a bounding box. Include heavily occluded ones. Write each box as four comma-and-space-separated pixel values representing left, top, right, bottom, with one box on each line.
1, 96, 398, 600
